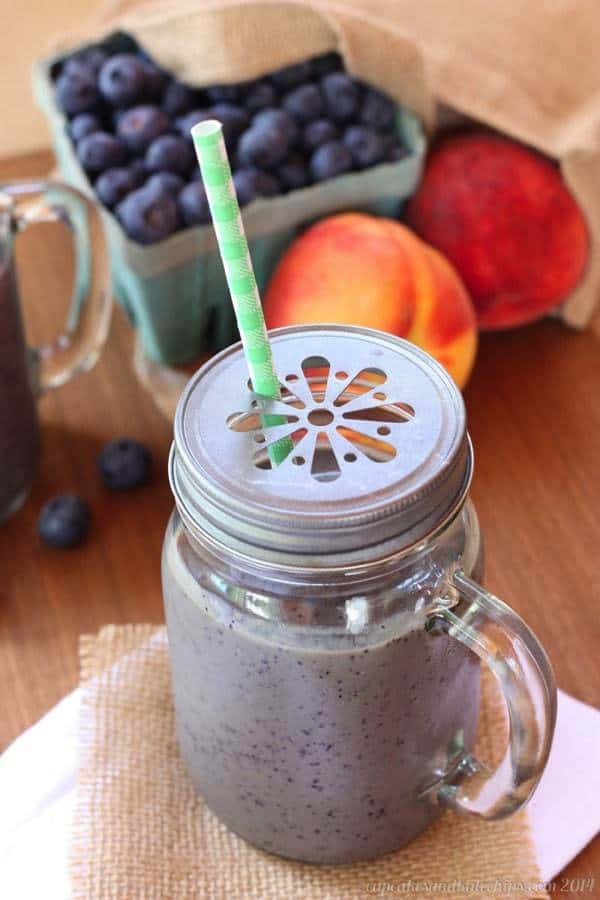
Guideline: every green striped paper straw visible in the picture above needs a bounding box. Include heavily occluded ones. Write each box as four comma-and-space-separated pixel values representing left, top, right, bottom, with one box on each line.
191, 120, 293, 466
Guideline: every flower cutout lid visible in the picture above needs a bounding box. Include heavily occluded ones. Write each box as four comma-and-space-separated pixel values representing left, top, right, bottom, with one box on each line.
171, 325, 472, 565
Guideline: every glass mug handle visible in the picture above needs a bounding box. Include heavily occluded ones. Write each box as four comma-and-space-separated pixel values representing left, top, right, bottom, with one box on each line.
424, 568, 557, 818
1, 179, 111, 393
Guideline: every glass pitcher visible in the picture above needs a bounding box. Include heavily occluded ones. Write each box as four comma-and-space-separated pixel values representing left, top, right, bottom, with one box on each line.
0, 180, 111, 522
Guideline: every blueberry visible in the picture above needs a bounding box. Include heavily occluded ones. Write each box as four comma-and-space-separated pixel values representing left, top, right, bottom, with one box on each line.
129, 158, 147, 187
117, 104, 170, 153
309, 140, 353, 181
162, 80, 197, 117
175, 109, 213, 140
140, 58, 167, 99
342, 126, 387, 168
242, 80, 278, 114
98, 438, 152, 490
386, 143, 408, 163
233, 168, 281, 206
312, 52, 343, 78
117, 185, 181, 244
111, 107, 127, 131
237, 122, 289, 169
77, 132, 128, 173
63, 47, 108, 78
282, 83, 323, 123
360, 88, 396, 131
178, 181, 211, 225
377, 132, 396, 154
146, 172, 185, 197
302, 118, 339, 152
69, 112, 102, 143
205, 84, 239, 103
37, 494, 90, 549
210, 103, 250, 147
321, 73, 361, 122
253, 109, 299, 146
145, 135, 193, 176
99, 54, 147, 107
277, 153, 309, 191
271, 60, 313, 89
55, 68, 99, 116
95, 166, 137, 209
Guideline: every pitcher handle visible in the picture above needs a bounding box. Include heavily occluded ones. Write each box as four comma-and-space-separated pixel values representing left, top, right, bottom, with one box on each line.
0, 179, 111, 393
423, 569, 556, 819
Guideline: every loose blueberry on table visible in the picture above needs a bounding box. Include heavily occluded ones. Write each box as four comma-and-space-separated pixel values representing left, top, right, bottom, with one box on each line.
97, 438, 152, 490
37, 494, 91, 549
53, 44, 407, 243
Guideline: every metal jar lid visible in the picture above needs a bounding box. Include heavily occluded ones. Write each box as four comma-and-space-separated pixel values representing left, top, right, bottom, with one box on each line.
170, 325, 472, 568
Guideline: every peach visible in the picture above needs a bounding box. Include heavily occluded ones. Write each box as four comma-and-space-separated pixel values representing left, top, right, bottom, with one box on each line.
406, 132, 589, 329
264, 213, 477, 388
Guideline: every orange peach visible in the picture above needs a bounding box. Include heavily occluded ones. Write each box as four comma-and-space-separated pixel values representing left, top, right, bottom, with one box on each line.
264, 213, 477, 388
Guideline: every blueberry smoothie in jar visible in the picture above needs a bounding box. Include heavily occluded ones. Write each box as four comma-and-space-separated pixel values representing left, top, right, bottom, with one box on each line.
163, 325, 556, 863
0, 253, 40, 521
163, 504, 482, 863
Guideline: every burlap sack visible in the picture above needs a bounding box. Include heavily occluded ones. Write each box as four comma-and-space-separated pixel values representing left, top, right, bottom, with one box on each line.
51, 0, 600, 328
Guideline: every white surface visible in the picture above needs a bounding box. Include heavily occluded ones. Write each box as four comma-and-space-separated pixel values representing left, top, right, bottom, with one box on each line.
528, 690, 600, 881
0, 691, 79, 900
0, 688, 598, 899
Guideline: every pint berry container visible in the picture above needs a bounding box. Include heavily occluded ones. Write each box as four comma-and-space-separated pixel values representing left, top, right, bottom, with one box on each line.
34, 34, 425, 367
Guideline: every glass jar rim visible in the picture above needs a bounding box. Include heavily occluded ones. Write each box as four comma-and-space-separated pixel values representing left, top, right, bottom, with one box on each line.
171, 326, 472, 567
169, 436, 474, 580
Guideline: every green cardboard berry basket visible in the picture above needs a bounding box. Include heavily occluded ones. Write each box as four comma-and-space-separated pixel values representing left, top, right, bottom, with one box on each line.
33, 33, 426, 366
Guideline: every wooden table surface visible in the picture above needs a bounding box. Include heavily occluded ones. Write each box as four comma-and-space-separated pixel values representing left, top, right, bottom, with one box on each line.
1, 151, 598, 896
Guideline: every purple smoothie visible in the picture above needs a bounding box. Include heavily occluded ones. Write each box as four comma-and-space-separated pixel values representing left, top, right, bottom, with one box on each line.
0, 256, 40, 521
163, 525, 481, 864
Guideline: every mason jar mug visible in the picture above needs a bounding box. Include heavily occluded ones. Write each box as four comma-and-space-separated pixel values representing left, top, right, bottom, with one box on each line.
162, 325, 556, 864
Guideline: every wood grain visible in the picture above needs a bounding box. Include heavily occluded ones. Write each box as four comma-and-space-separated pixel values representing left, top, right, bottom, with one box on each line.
0, 151, 598, 897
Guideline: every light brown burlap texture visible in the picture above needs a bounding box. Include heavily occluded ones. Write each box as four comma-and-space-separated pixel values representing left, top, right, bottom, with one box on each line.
70, 624, 549, 900
51, 0, 600, 329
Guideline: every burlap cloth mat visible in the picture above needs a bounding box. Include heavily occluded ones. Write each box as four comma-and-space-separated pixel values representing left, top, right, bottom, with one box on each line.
69, 624, 549, 899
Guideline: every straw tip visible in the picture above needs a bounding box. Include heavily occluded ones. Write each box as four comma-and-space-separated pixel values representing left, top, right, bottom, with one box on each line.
191, 119, 223, 145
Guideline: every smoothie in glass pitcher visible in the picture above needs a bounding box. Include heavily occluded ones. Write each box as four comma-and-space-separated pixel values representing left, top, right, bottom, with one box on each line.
0, 180, 111, 522
0, 252, 40, 521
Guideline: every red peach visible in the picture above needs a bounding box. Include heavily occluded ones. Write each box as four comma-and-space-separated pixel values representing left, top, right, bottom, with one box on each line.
406, 133, 589, 329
